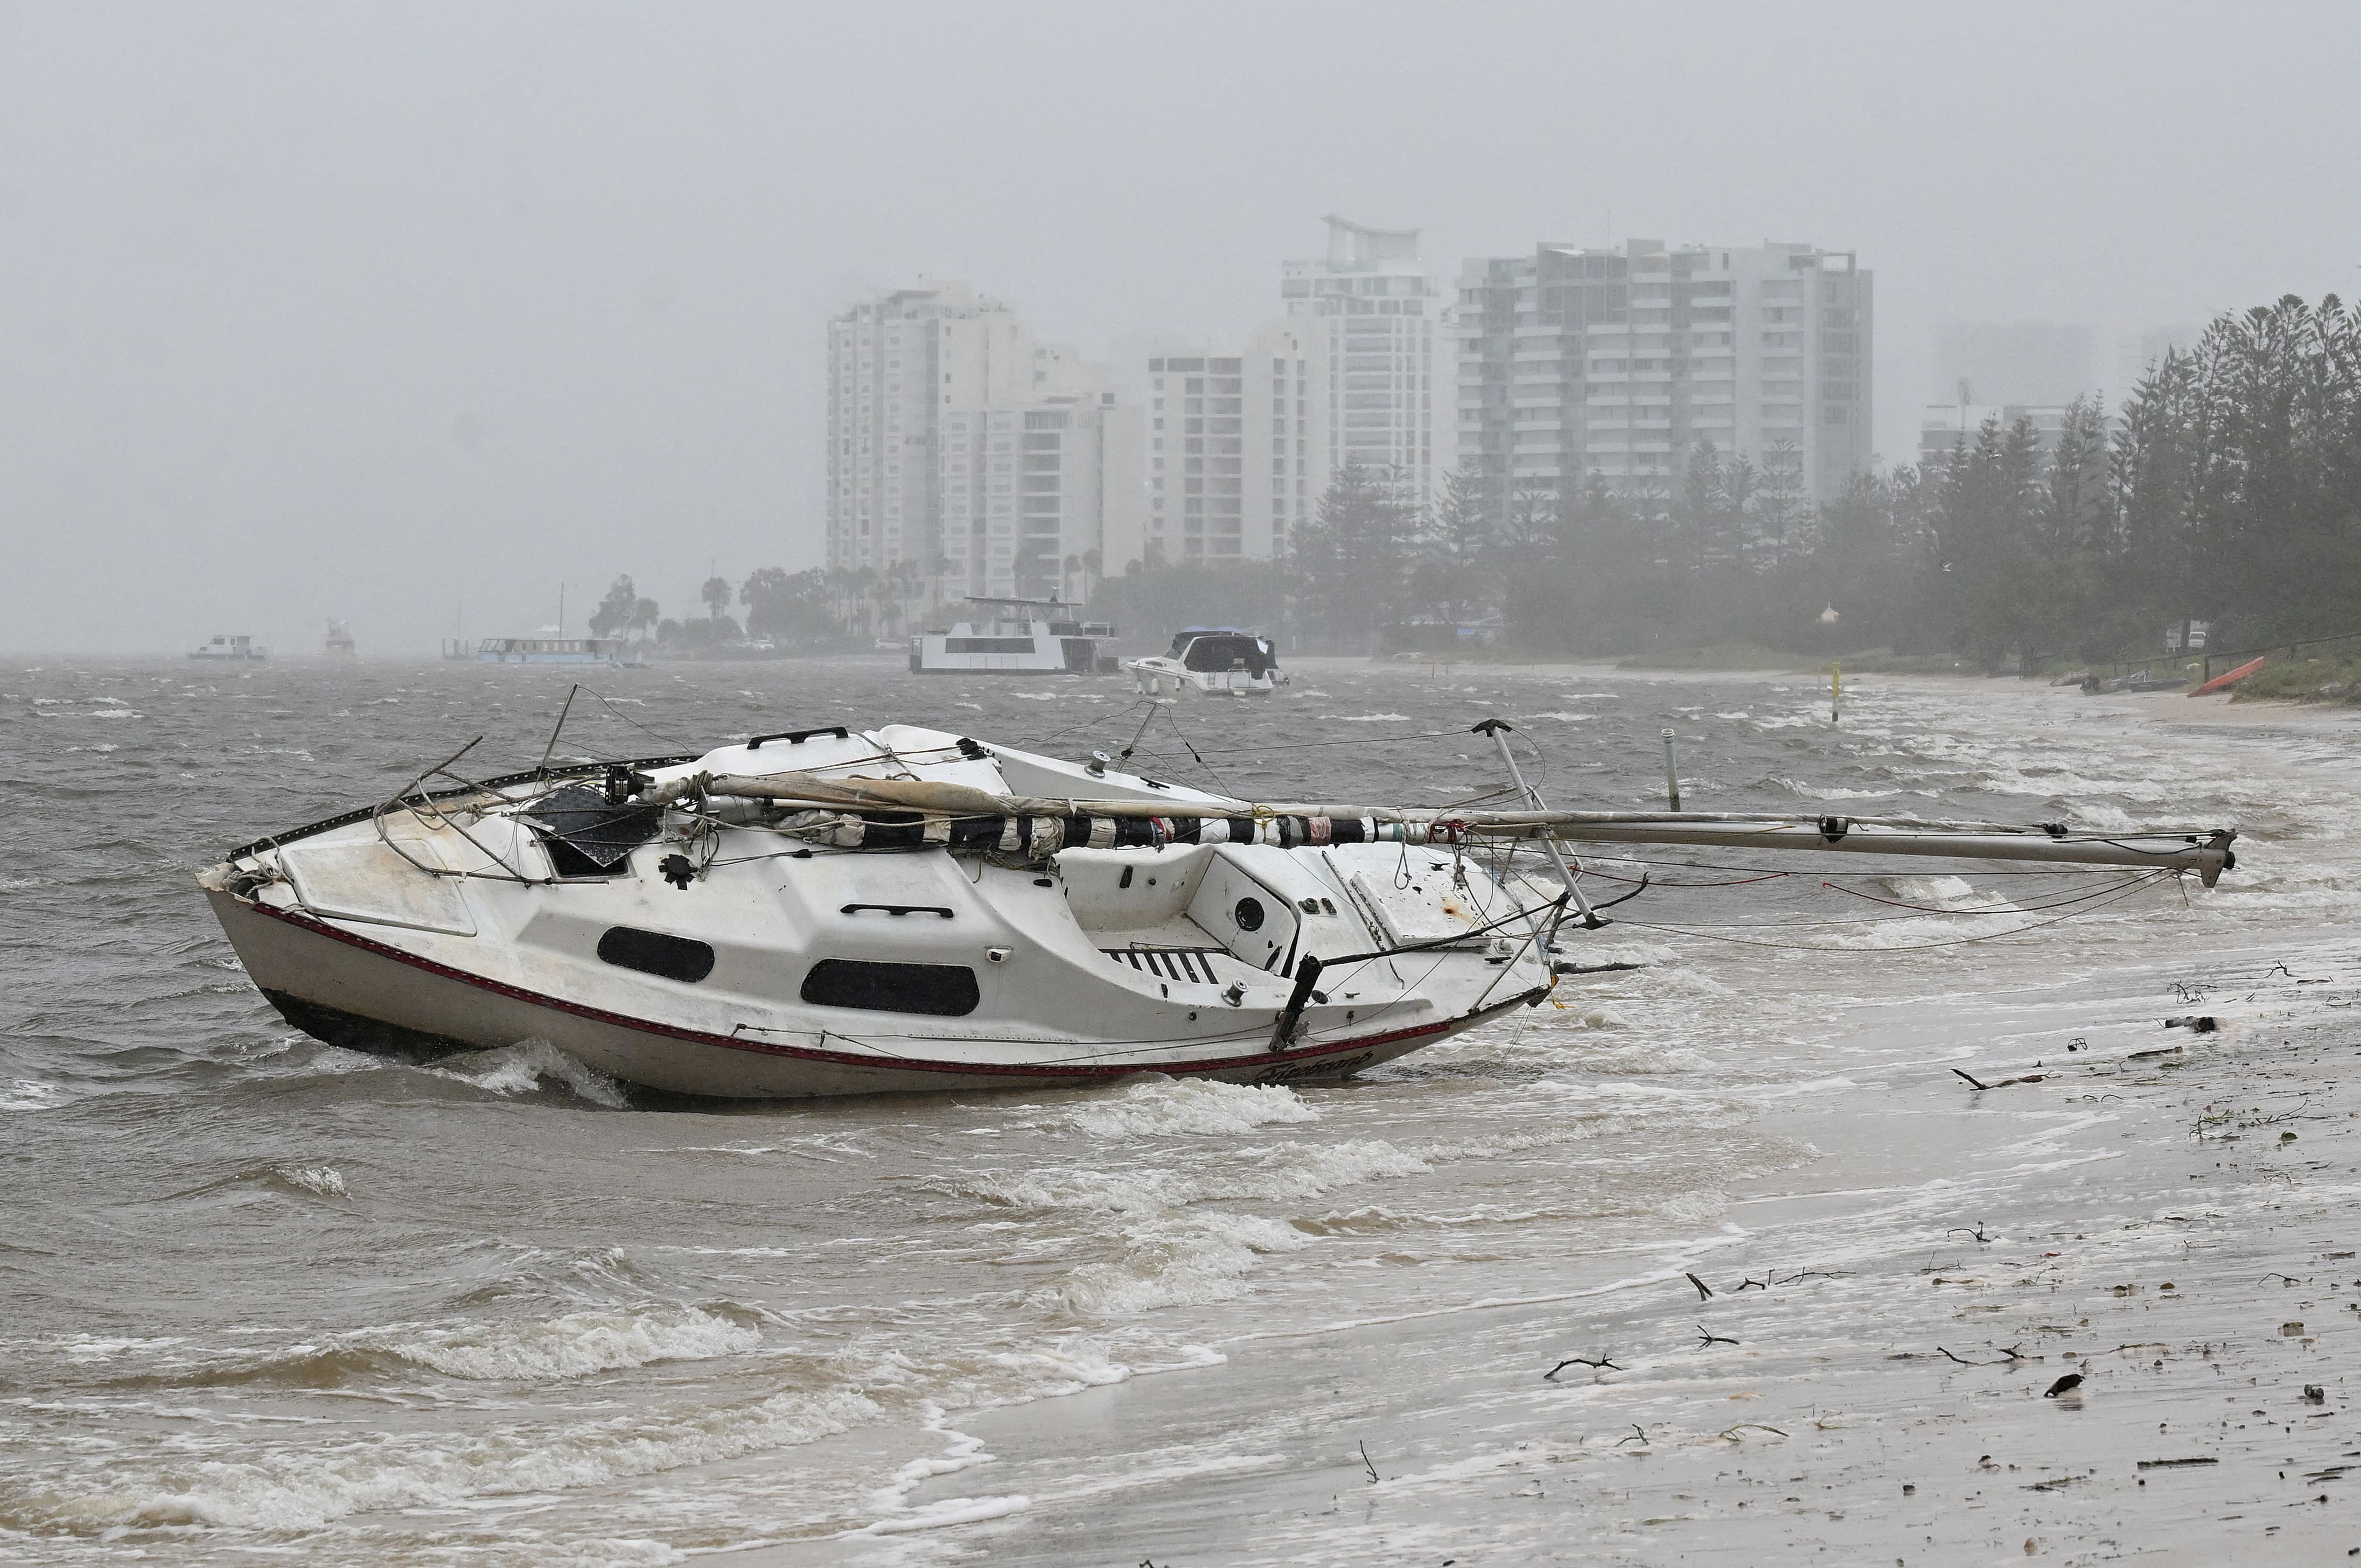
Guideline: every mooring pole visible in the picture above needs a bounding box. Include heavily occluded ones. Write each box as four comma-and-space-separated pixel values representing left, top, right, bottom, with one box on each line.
1661, 728, 1681, 811
1831, 662, 1842, 725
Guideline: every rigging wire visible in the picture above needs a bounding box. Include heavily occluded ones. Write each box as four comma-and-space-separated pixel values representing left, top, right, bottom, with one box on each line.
1608, 870, 2174, 953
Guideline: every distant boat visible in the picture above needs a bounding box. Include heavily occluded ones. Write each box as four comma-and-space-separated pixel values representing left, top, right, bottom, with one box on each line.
909, 598, 1117, 675
442, 636, 645, 667
188, 634, 268, 662
325, 620, 357, 658
1123, 628, 1284, 697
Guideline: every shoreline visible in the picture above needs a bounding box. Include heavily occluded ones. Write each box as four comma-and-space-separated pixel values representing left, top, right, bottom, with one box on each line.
753, 940, 2361, 1566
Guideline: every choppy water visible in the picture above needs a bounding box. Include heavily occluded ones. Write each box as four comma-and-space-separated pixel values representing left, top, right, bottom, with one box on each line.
3, 656, 2356, 1564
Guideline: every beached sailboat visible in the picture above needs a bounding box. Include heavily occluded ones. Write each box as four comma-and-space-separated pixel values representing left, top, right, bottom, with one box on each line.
1122, 628, 1284, 697
196, 722, 2238, 1101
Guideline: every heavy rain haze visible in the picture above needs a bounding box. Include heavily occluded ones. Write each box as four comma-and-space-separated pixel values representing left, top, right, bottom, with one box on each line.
3, 1, 2356, 655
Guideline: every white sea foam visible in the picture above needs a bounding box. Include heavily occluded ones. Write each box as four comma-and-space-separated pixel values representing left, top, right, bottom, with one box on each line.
1, 1077, 64, 1110
13, 1381, 880, 1532
277, 1164, 347, 1197
1032, 1210, 1310, 1318
1777, 778, 1902, 801
857, 1493, 1031, 1534
958, 1137, 1431, 1215
1328, 713, 1413, 722
372, 1305, 762, 1381
864, 1418, 991, 1516
429, 1040, 629, 1107
58, 1334, 187, 1363
1058, 1077, 1319, 1138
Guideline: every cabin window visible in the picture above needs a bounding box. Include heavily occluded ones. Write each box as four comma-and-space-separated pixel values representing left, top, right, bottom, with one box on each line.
596, 926, 716, 983
801, 959, 981, 1016
1233, 897, 1266, 932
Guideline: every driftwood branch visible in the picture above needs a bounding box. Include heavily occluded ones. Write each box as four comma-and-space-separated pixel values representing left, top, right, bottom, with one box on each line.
1358, 1440, 1379, 1484
1938, 1345, 2018, 1366
1953, 1067, 2046, 1091
1544, 1355, 1622, 1380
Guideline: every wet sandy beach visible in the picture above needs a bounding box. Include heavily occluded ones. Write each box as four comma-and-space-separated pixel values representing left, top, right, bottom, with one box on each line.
816, 942, 2361, 1566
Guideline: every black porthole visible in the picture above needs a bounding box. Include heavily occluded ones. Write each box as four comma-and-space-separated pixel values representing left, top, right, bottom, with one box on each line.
801, 959, 980, 1017
596, 926, 715, 983
1233, 896, 1265, 932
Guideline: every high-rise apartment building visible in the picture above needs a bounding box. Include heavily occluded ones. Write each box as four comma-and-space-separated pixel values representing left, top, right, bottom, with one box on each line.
1281, 216, 1440, 501
1932, 321, 2097, 408
827, 281, 1143, 600
1918, 401, 2086, 468
940, 392, 1142, 600
1457, 239, 1872, 517
1144, 320, 1324, 563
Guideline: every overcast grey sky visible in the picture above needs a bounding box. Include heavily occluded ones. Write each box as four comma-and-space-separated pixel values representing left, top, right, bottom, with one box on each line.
4, 1, 2356, 654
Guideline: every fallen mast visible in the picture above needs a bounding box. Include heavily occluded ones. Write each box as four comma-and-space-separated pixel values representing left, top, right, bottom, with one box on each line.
651, 771, 2239, 887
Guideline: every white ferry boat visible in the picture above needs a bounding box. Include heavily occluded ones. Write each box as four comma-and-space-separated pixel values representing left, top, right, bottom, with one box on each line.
1123, 628, 1284, 697
908, 598, 1117, 675
442, 637, 645, 667
188, 635, 269, 661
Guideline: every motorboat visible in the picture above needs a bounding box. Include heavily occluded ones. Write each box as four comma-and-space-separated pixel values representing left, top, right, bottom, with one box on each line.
1123, 628, 1284, 697
325, 620, 357, 658
195, 722, 2238, 1102
188, 634, 269, 661
909, 598, 1117, 675
442, 636, 645, 667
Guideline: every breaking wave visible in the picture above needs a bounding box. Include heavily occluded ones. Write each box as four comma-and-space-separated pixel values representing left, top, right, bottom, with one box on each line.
1057, 1077, 1320, 1138
427, 1041, 629, 1107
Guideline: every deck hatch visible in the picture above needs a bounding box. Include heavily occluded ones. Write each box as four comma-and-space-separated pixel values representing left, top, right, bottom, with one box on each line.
525, 783, 662, 875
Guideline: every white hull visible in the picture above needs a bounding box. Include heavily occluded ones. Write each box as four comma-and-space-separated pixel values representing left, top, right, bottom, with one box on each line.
1122, 656, 1278, 697
204, 885, 1500, 1096
199, 725, 1555, 1100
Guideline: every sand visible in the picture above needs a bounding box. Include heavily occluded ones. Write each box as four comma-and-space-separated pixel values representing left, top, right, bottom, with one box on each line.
784, 956, 2361, 1566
